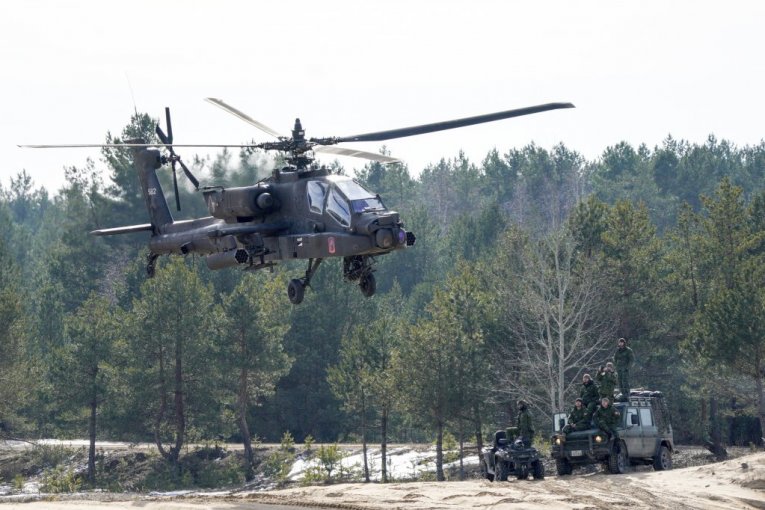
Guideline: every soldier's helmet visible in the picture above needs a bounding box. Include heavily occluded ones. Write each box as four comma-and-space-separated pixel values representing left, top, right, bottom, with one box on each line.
618, 337, 627, 345
606, 362, 614, 370
517, 399, 527, 408
575, 397, 583, 405
583, 373, 592, 382
601, 397, 611, 406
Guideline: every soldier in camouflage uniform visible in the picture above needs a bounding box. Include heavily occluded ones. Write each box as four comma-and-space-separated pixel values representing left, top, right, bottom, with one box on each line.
562, 398, 590, 434
516, 400, 534, 448
596, 362, 618, 400
593, 397, 621, 440
579, 373, 600, 418
614, 338, 635, 401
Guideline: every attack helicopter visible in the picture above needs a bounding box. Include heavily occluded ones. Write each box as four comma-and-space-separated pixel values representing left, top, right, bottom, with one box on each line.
24, 99, 574, 304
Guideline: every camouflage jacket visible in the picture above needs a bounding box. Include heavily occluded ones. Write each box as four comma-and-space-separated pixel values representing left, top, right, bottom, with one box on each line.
614, 346, 635, 371
517, 408, 534, 437
596, 370, 618, 398
580, 380, 600, 406
593, 405, 621, 431
567, 405, 590, 429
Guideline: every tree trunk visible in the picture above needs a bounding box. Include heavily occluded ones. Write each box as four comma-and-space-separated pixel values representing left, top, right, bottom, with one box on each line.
435, 421, 445, 481
458, 427, 465, 480
88, 386, 97, 483
154, 349, 170, 461
756, 373, 765, 447
238, 363, 254, 479
473, 403, 483, 466
171, 340, 185, 466
361, 394, 369, 483
708, 396, 727, 460
381, 406, 388, 483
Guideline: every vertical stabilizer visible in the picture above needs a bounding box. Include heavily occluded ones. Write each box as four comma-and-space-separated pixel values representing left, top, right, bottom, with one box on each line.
135, 148, 173, 233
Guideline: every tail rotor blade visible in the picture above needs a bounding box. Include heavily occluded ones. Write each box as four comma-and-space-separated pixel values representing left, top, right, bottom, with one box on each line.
172, 164, 181, 211
178, 158, 200, 190
165, 107, 174, 145
156, 125, 170, 146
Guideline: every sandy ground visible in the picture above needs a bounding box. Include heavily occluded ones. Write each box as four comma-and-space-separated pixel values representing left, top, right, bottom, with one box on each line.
4, 452, 765, 510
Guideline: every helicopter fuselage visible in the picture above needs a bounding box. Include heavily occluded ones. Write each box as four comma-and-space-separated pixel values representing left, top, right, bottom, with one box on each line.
115, 148, 413, 290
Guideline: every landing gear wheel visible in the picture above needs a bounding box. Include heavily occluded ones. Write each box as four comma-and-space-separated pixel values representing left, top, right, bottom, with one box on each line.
653, 445, 672, 471
608, 441, 627, 474
555, 458, 572, 476
287, 279, 305, 305
359, 272, 376, 297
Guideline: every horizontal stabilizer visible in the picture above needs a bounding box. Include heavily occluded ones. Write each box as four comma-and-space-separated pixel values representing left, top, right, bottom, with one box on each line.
90, 224, 154, 236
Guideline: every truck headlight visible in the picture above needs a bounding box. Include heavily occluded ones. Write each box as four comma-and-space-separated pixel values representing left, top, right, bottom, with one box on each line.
554, 437, 562, 445
595, 435, 603, 443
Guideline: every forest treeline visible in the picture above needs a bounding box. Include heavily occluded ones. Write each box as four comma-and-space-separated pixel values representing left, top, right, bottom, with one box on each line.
1, 113, 764, 482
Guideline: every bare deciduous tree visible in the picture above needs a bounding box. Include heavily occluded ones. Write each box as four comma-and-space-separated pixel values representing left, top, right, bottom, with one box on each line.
495, 227, 615, 417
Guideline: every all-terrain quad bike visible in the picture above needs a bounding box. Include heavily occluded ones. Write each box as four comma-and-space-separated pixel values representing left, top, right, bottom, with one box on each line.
480, 429, 545, 481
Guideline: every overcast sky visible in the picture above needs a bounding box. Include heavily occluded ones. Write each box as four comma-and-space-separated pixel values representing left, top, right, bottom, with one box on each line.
2, 0, 764, 193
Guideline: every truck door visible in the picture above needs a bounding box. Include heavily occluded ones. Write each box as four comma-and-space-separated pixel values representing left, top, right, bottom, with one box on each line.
639, 407, 658, 457
622, 407, 642, 456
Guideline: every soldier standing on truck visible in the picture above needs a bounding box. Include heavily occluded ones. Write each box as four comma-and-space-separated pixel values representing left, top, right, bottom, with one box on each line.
580, 373, 600, 418
614, 338, 635, 400
597, 362, 618, 400
562, 398, 590, 434
517, 400, 534, 447
593, 397, 621, 441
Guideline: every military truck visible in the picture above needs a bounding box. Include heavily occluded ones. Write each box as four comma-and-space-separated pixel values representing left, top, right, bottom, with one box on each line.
550, 391, 673, 475
480, 429, 545, 481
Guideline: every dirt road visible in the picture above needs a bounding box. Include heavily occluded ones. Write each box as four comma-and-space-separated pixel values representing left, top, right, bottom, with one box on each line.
5, 452, 765, 510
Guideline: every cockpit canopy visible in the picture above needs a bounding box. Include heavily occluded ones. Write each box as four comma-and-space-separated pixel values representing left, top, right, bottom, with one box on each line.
307, 176, 385, 226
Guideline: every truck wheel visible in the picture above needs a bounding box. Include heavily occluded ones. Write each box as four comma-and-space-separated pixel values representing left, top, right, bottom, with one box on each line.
555, 458, 572, 476
496, 460, 510, 481
653, 445, 672, 471
532, 459, 545, 480
608, 442, 627, 474
480, 457, 494, 481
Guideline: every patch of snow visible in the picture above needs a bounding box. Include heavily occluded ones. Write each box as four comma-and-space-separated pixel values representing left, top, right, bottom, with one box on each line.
288, 446, 472, 481
23, 481, 40, 494
147, 489, 195, 497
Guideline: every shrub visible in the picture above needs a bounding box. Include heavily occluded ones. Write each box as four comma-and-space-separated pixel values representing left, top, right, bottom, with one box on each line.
40, 466, 83, 493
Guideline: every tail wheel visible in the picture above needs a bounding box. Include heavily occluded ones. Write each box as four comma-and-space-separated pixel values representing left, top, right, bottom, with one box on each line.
653, 445, 672, 471
287, 279, 305, 304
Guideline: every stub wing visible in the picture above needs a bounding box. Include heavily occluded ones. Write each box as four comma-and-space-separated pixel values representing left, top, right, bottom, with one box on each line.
90, 224, 154, 236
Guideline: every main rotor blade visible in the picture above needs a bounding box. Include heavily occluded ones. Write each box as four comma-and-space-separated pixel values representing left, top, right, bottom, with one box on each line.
205, 97, 285, 139
20, 143, 254, 148
335, 102, 575, 143
313, 146, 400, 164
